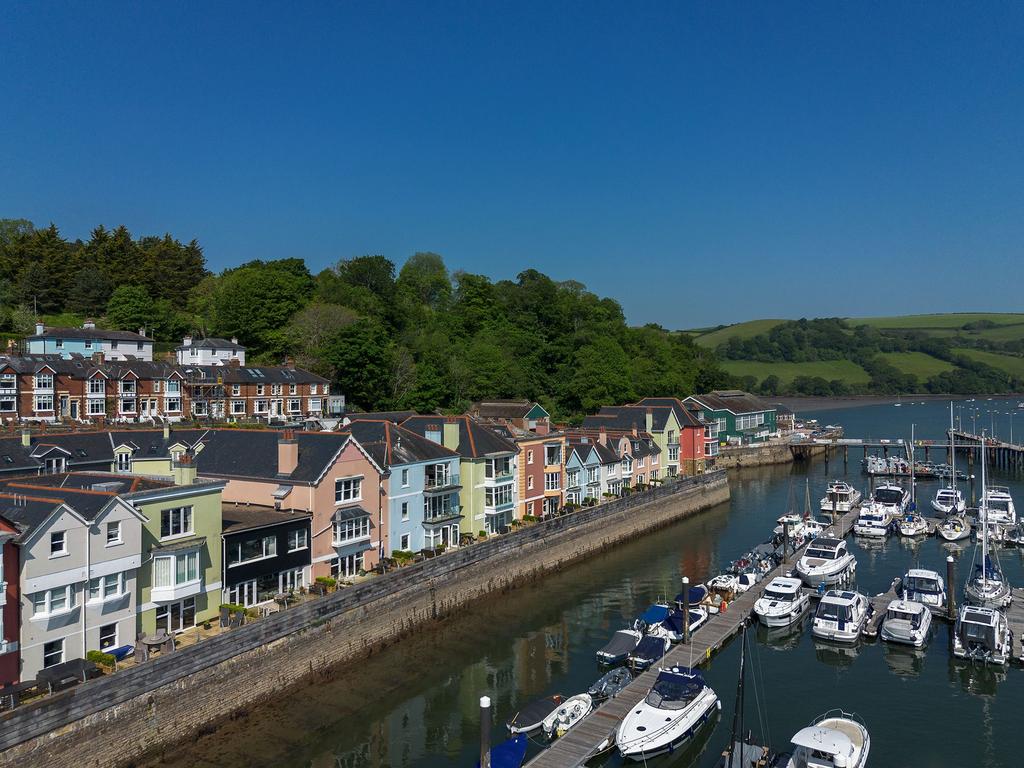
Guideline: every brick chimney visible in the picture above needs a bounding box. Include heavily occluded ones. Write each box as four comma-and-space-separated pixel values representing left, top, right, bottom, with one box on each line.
35, 322, 44, 336
645, 407, 653, 432
228, 358, 241, 368
21, 428, 30, 447
442, 416, 460, 451
278, 429, 298, 475
284, 356, 295, 370
92, 351, 105, 365
598, 426, 607, 446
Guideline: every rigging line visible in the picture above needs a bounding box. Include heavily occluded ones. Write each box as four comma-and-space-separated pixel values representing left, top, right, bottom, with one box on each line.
748, 622, 771, 749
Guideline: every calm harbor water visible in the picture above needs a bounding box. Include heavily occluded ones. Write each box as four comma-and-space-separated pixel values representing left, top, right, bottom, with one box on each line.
150, 397, 1024, 768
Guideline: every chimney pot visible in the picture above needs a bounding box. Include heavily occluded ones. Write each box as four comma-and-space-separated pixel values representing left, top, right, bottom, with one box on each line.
83, 319, 96, 330
138, 327, 146, 337
35, 322, 45, 336
183, 335, 192, 346
231, 337, 238, 344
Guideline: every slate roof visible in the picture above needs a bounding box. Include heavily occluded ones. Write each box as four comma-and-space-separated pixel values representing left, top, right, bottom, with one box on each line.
582, 406, 671, 433
176, 338, 246, 351
401, 415, 517, 459
632, 397, 706, 428
346, 420, 459, 467
221, 504, 310, 535
470, 399, 544, 420
343, 411, 418, 424
0, 497, 67, 539
190, 430, 348, 483
27, 327, 150, 342
685, 391, 774, 415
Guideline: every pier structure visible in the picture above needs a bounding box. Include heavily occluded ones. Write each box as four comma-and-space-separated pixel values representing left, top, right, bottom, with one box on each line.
522, 507, 861, 768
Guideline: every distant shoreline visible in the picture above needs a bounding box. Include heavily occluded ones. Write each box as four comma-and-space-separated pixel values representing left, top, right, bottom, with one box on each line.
774, 393, 1023, 414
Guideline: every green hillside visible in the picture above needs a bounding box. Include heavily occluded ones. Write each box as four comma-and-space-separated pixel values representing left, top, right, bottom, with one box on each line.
877, 351, 956, 378
953, 348, 1024, 378
692, 319, 786, 348
719, 359, 870, 385
848, 312, 1024, 329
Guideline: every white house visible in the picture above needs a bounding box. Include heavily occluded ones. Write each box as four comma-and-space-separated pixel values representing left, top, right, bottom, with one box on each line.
175, 336, 246, 366
26, 321, 153, 362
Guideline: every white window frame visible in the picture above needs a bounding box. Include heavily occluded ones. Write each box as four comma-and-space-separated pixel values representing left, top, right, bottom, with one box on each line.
106, 520, 122, 546
42, 638, 64, 668
160, 506, 194, 540
544, 472, 561, 491
334, 477, 362, 504
34, 372, 53, 390
400, 533, 411, 551
88, 572, 126, 602
287, 528, 308, 552
34, 395, 54, 412
333, 516, 370, 545
226, 535, 278, 567
50, 530, 68, 557
152, 551, 201, 588
33, 585, 76, 618
98, 623, 118, 651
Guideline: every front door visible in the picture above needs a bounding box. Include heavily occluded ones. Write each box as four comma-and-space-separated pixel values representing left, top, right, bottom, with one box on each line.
70, 400, 79, 419
59, 395, 69, 417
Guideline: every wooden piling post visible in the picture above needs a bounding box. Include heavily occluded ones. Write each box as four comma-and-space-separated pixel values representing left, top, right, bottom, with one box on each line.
682, 576, 691, 644
479, 696, 491, 768
946, 556, 956, 622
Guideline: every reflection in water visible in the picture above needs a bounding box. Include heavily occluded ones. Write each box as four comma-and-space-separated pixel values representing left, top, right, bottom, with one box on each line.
813, 639, 861, 669
882, 643, 926, 678
948, 658, 1007, 698
756, 619, 805, 652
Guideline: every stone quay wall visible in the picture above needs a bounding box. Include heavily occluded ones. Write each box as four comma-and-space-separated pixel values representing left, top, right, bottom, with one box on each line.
0, 471, 729, 768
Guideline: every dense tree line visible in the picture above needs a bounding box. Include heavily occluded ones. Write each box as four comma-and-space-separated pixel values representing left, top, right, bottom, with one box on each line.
0, 219, 730, 419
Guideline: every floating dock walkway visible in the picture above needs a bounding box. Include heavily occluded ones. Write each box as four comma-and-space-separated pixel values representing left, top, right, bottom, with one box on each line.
523, 507, 861, 768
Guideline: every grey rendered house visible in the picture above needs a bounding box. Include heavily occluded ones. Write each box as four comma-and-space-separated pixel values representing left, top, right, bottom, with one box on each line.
0, 479, 147, 679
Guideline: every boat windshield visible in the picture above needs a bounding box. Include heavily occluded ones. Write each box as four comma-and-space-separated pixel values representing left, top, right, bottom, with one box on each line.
645, 674, 702, 710
986, 499, 1011, 513
936, 489, 958, 500
763, 589, 794, 602
816, 602, 853, 622
805, 547, 837, 560
874, 488, 904, 505
887, 608, 922, 628
905, 576, 940, 593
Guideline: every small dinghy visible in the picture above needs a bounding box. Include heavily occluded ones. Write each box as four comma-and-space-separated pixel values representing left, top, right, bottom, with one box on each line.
596, 628, 642, 665
628, 634, 670, 670
478, 734, 528, 768
506, 694, 563, 735
588, 667, 633, 702
541, 693, 593, 739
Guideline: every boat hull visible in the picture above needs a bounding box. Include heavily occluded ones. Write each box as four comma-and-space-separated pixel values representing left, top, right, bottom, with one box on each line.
797, 558, 855, 588
617, 691, 720, 761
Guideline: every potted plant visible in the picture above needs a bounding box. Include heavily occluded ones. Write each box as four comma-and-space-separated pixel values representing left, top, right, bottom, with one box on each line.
86, 650, 116, 674
478, 529, 488, 540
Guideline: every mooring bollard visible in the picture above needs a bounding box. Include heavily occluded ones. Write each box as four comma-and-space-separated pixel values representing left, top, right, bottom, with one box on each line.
479, 696, 491, 768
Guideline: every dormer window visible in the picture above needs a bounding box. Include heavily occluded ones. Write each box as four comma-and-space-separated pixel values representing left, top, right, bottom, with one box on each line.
120, 379, 136, 394
34, 372, 53, 389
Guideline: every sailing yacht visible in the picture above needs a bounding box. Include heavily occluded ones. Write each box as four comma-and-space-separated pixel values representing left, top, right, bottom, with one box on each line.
933, 403, 966, 515
965, 438, 1012, 609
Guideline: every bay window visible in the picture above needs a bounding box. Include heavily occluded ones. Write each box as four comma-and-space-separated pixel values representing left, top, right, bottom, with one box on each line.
333, 516, 370, 544
153, 551, 200, 588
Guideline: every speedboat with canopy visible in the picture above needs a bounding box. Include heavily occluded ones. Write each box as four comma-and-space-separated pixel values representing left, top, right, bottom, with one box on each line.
616, 667, 720, 761
811, 590, 871, 644
784, 711, 870, 768
880, 599, 932, 647
628, 634, 671, 670
852, 504, 892, 538
796, 538, 856, 588
596, 628, 641, 665
900, 568, 947, 611
506, 694, 563, 735
953, 604, 1012, 665
869, 482, 909, 516
820, 480, 862, 513
754, 576, 810, 628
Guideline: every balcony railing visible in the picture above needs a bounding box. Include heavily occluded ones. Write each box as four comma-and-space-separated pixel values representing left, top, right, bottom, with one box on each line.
424, 473, 461, 491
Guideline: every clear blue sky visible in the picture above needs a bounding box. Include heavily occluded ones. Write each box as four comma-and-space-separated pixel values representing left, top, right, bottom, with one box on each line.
3, 2, 1022, 328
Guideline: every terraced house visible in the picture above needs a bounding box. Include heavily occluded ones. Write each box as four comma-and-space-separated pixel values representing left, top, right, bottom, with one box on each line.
25, 321, 154, 362
0, 353, 332, 425
0, 474, 150, 680
402, 415, 519, 536
683, 390, 777, 445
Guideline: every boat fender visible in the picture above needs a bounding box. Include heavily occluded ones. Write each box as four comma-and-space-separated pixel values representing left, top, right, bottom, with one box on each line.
720, 600, 728, 613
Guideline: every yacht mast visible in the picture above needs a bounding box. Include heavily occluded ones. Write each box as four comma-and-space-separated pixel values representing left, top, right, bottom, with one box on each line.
981, 433, 988, 590
910, 423, 915, 508
949, 401, 956, 492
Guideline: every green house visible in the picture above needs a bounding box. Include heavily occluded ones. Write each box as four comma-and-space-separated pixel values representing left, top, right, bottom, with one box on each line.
683, 391, 777, 445
127, 460, 227, 635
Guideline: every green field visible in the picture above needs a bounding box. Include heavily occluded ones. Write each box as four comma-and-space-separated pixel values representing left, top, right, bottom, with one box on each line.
692, 319, 786, 348
719, 359, 870, 385
877, 351, 956, 378
847, 313, 1024, 330
952, 348, 1024, 378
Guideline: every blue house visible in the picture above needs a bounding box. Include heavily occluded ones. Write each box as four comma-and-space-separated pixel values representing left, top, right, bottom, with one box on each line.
26, 321, 154, 361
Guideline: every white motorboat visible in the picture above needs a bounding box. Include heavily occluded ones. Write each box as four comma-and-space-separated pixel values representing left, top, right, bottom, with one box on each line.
784, 711, 870, 768
965, 441, 1012, 610
754, 576, 809, 628
953, 604, 1012, 665
647, 607, 709, 643
981, 485, 1017, 527
937, 513, 971, 542
541, 693, 592, 739
820, 480, 862, 513
616, 667, 720, 762
774, 513, 807, 545
852, 504, 892, 538
869, 482, 909, 516
897, 513, 928, 537
932, 487, 966, 515
812, 590, 871, 643
880, 599, 932, 647
900, 568, 947, 611
506, 694, 564, 735
796, 537, 857, 588
627, 634, 671, 671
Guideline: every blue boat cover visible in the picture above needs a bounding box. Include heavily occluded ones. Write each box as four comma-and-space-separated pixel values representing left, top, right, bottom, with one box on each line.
638, 604, 670, 626
632, 635, 668, 661
479, 734, 528, 768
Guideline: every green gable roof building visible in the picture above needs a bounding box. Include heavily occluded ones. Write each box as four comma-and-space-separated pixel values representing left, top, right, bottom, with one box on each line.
683, 391, 777, 445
